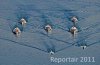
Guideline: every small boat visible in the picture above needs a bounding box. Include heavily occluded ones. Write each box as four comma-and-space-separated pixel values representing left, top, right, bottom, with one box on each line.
70, 26, 78, 37
13, 27, 21, 37
20, 18, 27, 26
77, 43, 87, 50
49, 50, 55, 55
45, 24, 52, 34
71, 16, 78, 23
81, 46, 87, 50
